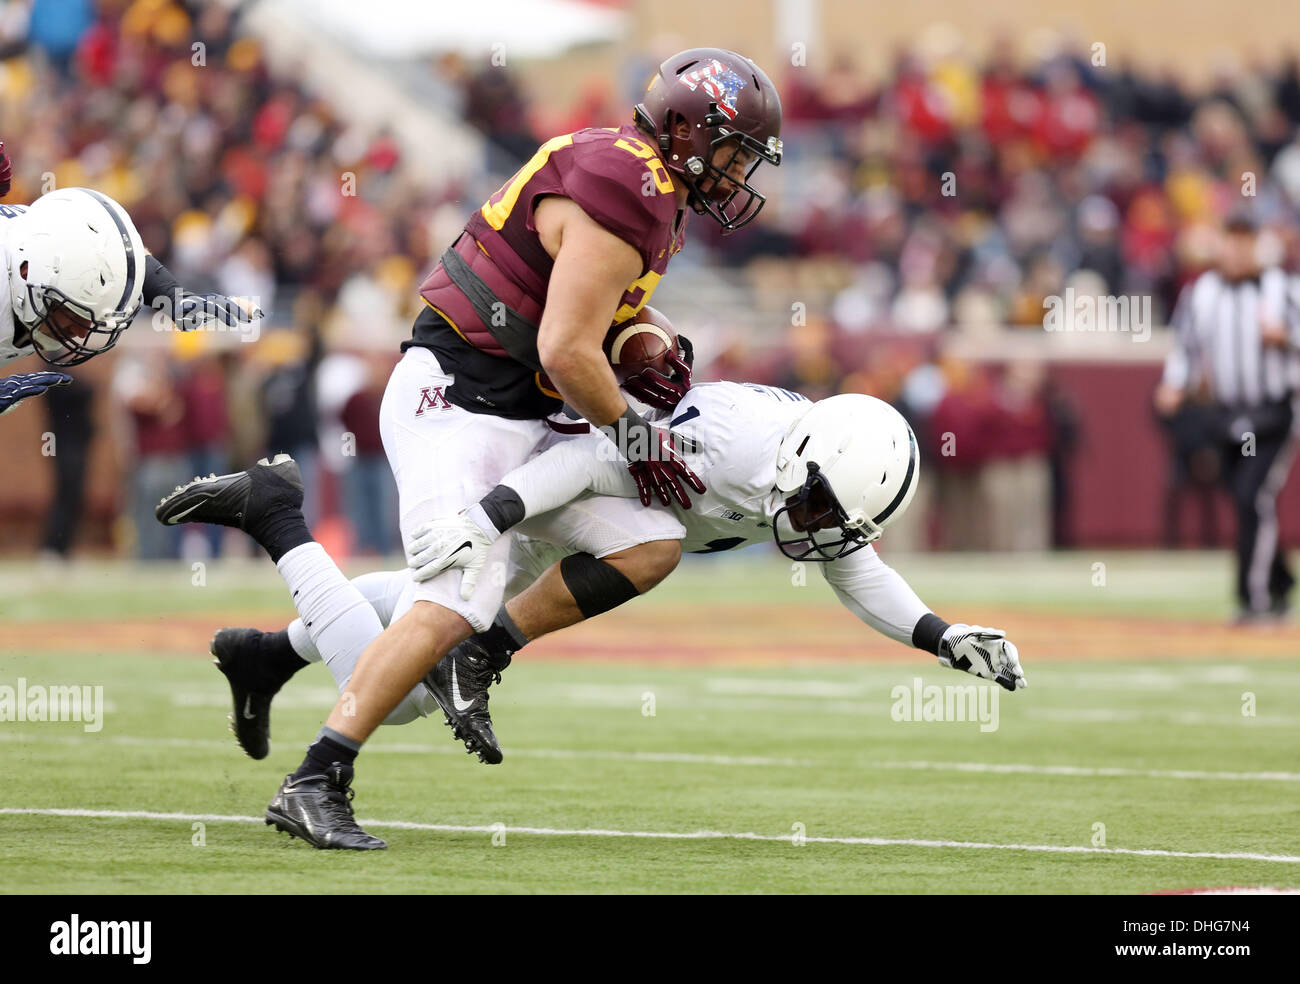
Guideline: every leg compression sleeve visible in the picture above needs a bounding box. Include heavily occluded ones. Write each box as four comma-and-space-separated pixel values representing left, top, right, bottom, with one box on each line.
559, 552, 641, 619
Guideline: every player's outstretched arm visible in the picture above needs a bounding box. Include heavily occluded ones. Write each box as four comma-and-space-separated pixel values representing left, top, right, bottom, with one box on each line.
142, 253, 264, 332
821, 548, 1026, 691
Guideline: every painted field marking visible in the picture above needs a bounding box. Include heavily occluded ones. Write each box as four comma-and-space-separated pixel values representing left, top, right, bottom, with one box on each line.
153, 686, 1300, 728
1025, 707, 1300, 726
2, 807, 1297, 864
867, 760, 1300, 782
0, 731, 808, 767
1, 730, 1297, 781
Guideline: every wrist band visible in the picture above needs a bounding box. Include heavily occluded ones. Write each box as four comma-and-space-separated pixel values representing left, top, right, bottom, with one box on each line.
912, 613, 951, 655
599, 405, 654, 462
474, 487, 524, 535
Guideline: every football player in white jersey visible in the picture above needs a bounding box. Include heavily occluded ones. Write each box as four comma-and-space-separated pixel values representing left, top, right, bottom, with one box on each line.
403, 379, 1026, 760
0, 179, 261, 417
189, 369, 1026, 779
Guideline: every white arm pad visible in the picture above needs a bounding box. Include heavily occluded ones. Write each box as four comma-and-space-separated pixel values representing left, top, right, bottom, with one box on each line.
820, 545, 932, 648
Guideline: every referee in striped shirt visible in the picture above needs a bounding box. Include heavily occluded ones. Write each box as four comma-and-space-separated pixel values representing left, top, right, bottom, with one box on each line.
1155, 210, 1300, 622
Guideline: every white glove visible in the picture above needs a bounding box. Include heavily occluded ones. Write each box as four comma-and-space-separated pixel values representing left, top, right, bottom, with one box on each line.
937, 624, 1026, 691
407, 510, 495, 599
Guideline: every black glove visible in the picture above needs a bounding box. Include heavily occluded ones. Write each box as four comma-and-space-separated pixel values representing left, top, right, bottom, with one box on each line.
0, 371, 72, 416
601, 406, 706, 509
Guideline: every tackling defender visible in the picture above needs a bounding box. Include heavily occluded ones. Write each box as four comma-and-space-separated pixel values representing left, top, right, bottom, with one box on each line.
156, 49, 785, 850
409, 382, 1026, 764
182, 381, 1025, 836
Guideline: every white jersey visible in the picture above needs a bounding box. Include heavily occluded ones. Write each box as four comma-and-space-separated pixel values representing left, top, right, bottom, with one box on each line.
502, 380, 933, 647
0, 203, 29, 366
664, 381, 811, 553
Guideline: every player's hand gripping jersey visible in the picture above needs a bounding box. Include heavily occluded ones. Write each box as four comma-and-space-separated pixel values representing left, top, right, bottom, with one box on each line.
407, 125, 686, 419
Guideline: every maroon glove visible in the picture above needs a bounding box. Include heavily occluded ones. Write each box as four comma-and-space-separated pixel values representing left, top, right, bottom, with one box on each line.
628, 428, 706, 508
622, 345, 693, 412
0, 141, 11, 198
602, 406, 706, 509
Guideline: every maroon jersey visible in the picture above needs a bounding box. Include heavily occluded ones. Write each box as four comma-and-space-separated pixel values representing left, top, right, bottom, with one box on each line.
407, 124, 686, 418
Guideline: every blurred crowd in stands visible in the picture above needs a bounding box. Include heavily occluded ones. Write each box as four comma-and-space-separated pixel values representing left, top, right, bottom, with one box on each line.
3, 0, 1300, 557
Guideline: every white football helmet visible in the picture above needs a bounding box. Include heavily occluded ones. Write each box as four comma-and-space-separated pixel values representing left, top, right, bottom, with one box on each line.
772, 393, 919, 561
7, 187, 145, 366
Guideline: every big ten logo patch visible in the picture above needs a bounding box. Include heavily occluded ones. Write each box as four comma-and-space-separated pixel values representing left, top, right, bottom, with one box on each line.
415, 386, 452, 416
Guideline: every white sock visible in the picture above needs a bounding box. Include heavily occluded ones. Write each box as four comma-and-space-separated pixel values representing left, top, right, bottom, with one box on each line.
276, 543, 384, 694
287, 568, 412, 665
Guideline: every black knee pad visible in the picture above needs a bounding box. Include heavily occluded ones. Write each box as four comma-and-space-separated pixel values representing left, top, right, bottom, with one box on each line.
560, 553, 640, 619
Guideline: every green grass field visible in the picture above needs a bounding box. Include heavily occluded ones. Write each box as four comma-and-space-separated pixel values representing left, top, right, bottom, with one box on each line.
1, 550, 1297, 893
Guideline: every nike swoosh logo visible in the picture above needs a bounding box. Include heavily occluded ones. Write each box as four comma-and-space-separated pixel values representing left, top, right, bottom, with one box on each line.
435, 541, 474, 575
165, 499, 208, 525
450, 661, 474, 712
243, 696, 257, 720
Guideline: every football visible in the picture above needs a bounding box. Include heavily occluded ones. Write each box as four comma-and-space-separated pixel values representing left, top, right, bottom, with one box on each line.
603, 305, 677, 382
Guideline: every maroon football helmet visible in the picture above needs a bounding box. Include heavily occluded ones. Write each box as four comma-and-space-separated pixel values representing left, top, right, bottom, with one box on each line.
633, 48, 783, 234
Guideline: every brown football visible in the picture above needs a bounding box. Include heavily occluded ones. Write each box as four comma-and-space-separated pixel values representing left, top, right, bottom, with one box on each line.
603, 305, 677, 383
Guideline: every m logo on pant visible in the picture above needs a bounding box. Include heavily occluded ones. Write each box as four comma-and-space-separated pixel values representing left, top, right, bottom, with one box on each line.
416, 386, 452, 416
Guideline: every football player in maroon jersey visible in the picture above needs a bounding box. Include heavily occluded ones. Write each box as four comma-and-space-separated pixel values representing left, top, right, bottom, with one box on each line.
156, 48, 783, 849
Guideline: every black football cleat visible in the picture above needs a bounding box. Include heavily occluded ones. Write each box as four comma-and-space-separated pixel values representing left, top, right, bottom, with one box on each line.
265, 763, 387, 850
155, 454, 303, 537
424, 640, 510, 765
210, 628, 284, 760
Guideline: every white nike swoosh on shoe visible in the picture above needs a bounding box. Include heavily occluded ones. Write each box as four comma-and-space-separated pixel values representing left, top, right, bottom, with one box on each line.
165, 499, 210, 525
450, 660, 475, 712
243, 695, 258, 720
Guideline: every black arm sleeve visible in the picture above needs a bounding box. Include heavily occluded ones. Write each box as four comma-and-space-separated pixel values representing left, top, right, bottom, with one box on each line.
142, 254, 183, 310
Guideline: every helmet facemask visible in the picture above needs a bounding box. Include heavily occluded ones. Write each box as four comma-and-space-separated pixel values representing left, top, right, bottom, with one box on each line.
772, 462, 875, 562
634, 100, 783, 235
22, 278, 136, 367
682, 120, 782, 233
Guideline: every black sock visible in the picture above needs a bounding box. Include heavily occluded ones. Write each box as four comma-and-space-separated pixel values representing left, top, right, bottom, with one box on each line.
292, 730, 359, 780
247, 510, 314, 565
474, 610, 527, 670
259, 629, 308, 691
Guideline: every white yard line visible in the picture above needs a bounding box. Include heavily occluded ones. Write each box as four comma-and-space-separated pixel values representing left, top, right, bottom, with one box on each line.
1, 807, 1297, 863
0, 731, 807, 767
1, 730, 1296, 780
865, 760, 1300, 782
